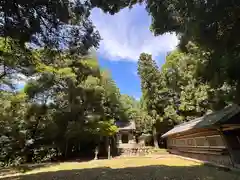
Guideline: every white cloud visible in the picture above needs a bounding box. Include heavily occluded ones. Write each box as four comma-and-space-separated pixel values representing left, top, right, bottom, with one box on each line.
91, 5, 179, 61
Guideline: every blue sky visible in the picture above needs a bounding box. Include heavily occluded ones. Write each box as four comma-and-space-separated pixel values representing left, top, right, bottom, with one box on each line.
16, 5, 178, 98
90, 5, 178, 100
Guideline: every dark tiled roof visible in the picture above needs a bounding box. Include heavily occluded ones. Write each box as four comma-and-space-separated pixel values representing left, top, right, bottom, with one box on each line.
116, 121, 136, 130
162, 104, 240, 138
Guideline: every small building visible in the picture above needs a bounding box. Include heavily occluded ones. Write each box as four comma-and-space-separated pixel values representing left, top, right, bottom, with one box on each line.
162, 104, 240, 168
116, 121, 137, 149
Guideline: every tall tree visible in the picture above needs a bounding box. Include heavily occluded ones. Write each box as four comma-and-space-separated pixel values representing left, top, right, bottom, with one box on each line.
138, 53, 169, 147
161, 49, 208, 119
138, 53, 161, 119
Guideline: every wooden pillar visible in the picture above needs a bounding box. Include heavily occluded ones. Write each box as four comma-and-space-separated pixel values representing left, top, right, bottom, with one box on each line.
119, 133, 122, 144
108, 144, 111, 159
218, 128, 235, 167
106, 136, 112, 159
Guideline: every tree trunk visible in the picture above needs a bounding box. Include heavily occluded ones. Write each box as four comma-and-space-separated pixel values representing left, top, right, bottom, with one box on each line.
25, 149, 34, 163
65, 140, 68, 158
153, 126, 159, 148
107, 137, 111, 159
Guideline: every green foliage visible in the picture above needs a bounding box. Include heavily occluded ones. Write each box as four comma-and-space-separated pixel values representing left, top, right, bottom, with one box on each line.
93, 0, 240, 106
0, 0, 101, 90
143, 0, 240, 71
137, 44, 239, 141
137, 53, 172, 147
120, 94, 153, 134
161, 49, 210, 121
0, 49, 129, 165
138, 50, 209, 125
138, 53, 162, 120
2, 0, 240, 164
0, 38, 35, 89
91, 0, 240, 113
0, 91, 55, 165
0, 0, 100, 50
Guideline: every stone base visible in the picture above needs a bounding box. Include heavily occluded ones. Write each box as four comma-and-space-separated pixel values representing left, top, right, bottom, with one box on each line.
117, 147, 155, 156
118, 143, 138, 149
169, 149, 233, 167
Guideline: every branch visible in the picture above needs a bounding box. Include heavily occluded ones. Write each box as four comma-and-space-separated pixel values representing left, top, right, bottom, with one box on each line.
0, 64, 6, 80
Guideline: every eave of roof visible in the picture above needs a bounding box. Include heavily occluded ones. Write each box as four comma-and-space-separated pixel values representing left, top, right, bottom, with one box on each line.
161, 104, 240, 138
117, 121, 136, 130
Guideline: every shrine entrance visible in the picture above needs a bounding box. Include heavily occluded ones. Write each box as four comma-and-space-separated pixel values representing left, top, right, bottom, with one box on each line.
115, 121, 137, 150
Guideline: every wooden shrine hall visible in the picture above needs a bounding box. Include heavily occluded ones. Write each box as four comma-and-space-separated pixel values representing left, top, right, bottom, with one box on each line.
162, 104, 240, 168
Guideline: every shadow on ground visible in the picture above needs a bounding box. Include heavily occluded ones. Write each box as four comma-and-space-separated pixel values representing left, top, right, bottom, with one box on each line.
1, 164, 240, 180
0, 155, 123, 177
0, 163, 57, 177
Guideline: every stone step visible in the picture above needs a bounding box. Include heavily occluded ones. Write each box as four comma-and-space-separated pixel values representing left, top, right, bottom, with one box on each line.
118, 147, 164, 156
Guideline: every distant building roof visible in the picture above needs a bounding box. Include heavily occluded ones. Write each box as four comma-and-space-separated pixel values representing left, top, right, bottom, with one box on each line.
162, 104, 240, 138
116, 121, 136, 131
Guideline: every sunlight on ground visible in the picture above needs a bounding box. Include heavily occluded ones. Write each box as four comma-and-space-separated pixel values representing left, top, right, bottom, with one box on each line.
26, 157, 199, 174
1, 157, 239, 180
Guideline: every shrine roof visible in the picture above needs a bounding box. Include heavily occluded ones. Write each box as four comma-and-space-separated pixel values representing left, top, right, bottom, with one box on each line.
162, 104, 240, 138
116, 121, 136, 130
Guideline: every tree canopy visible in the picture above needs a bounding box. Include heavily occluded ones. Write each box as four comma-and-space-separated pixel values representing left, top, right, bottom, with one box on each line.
1, 0, 100, 49
0, 0, 101, 89
0, 48, 130, 165
137, 42, 240, 143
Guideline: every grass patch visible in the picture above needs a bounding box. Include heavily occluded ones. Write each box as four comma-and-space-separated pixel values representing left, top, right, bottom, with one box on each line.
1, 157, 239, 180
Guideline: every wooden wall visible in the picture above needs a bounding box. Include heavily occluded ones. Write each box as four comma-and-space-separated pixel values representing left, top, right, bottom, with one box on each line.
166, 128, 233, 167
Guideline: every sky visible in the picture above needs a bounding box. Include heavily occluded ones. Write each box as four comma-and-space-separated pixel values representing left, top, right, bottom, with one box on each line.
15, 4, 178, 98
90, 4, 179, 100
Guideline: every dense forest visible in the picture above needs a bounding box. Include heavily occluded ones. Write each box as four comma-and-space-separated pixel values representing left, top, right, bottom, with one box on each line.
1, 0, 240, 166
